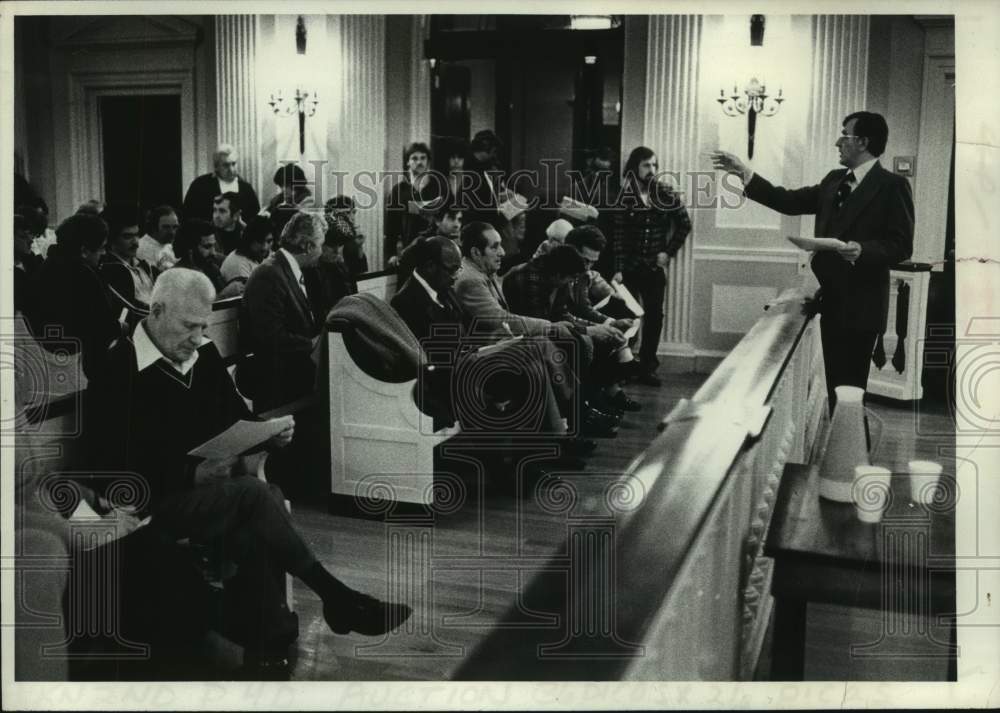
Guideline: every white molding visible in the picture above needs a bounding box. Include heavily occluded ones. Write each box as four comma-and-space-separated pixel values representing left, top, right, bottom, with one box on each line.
68, 69, 195, 209
54, 16, 201, 48
694, 245, 800, 264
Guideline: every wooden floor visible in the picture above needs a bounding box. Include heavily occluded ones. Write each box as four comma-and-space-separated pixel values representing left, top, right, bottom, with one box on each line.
267, 385, 955, 682
285, 373, 706, 681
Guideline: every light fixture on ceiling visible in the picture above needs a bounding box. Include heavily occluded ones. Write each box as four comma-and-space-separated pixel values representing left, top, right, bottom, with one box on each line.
584, 55, 597, 65
571, 15, 614, 31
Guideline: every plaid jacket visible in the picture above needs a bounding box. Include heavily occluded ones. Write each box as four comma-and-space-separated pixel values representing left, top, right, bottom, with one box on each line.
502, 258, 593, 332
611, 183, 692, 273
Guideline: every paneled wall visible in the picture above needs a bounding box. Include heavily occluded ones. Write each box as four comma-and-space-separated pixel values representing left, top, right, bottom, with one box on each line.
628, 14, 875, 363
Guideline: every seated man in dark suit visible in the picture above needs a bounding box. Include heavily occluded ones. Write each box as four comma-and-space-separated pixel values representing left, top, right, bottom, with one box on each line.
85, 268, 411, 674
392, 237, 590, 459
30, 213, 121, 379
240, 211, 325, 413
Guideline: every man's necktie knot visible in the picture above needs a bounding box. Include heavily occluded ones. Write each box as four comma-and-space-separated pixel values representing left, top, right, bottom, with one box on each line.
834, 171, 856, 211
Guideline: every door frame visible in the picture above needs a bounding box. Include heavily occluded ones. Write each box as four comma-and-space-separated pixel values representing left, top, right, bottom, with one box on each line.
68, 70, 195, 208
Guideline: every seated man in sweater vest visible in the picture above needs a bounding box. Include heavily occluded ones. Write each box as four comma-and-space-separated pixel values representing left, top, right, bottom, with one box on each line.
84, 268, 411, 673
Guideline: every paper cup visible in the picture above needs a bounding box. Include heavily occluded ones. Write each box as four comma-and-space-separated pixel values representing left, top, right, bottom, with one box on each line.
908, 460, 943, 505
852, 465, 892, 523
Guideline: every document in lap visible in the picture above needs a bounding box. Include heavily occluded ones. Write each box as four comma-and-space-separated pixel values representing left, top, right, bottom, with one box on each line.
614, 282, 645, 318
477, 335, 524, 355
188, 416, 293, 459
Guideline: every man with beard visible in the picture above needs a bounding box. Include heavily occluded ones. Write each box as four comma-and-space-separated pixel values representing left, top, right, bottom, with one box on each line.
610, 146, 692, 386
100, 203, 156, 310
384, 142, 440, 267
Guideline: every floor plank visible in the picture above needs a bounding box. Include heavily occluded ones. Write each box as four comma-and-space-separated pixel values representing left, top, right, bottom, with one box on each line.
286, 373, 706, 681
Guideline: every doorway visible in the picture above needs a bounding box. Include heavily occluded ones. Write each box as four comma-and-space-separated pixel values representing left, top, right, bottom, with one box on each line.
99, 94, 182, 211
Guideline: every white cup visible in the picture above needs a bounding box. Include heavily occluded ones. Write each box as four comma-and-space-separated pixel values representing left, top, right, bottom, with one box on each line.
908, 460, 943, 505
852, 465, 892, 523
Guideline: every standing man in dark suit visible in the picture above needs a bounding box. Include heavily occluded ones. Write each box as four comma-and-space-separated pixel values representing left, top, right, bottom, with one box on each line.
711, 111, 914, 409
240, 212, 324, 412
183, 144, 261, 224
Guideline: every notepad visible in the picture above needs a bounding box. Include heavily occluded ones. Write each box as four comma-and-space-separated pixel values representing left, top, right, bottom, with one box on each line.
187, 416, 293, 459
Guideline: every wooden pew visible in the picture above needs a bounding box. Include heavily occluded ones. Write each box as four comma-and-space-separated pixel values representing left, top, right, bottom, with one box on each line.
454, 287, 829, 680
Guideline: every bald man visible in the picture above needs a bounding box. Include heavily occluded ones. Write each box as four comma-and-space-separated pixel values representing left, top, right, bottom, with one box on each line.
84, 269, 410, 672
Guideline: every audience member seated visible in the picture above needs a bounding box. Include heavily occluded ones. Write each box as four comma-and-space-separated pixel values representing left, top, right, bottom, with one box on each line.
239, 211, 325, 412
460, 131, 506, 227
454, 222, 618, 438
496, 192, 530, 275
138, 205, 180, 274
265, 164, 313, 215
323, 195, 369, 279
75, 199, 105, 216
100, 203, 156, 311
16, 201, 56, 259
13, 212, 43, 316
305, 219, 357, 325
391, 237, 585, 462
532, 218, 574, 258
174, 219, 226, 292
554, 227, 645, 412
397, 200, 463, 284
83, 269, 411, 677
220, 215, 272, 297
384, 141, 439, 268
182, 143, 261, 223
213, 191, 244, 255
30, 213, 120, 379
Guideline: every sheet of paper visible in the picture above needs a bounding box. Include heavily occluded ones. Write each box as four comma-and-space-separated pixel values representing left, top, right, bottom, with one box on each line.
498, 199, 525, 221
187, 417, 292, 459
614, 282, 645, 318
787, 235, 847, 251
558, 196, 599, 221
623, 321, 640, 340
477, 335, 524, 354
407, 199, 432, 216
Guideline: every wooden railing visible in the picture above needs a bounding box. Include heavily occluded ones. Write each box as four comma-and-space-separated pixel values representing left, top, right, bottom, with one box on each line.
454, 287, 829, 680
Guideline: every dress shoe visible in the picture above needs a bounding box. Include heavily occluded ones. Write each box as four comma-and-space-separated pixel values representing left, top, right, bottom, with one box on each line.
634, 370, 662, 387
324, 591, 412, 636
610, 391, 642, 412
579, 406, 619, 438
560, 436, 597, 457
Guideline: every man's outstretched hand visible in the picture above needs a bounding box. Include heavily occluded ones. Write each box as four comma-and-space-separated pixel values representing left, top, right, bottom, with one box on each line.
709, 150, 749, 179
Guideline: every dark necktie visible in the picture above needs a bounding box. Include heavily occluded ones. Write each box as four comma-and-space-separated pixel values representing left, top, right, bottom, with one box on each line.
489, 277, 509, 310
834, 171, 856, 211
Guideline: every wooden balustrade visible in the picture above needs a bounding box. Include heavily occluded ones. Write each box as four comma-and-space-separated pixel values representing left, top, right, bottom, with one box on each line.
454, 287, 828, 680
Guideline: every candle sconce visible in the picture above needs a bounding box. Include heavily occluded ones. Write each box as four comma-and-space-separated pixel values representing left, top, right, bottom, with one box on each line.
717, 77, 784, 159
268, 16, 318, 156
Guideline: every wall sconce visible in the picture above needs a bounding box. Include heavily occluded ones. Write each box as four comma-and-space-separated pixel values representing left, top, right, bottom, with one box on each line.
268, 16, 319, 156
718, 78, 784, 159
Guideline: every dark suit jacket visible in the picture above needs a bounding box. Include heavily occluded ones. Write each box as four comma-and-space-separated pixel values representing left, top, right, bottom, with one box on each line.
99, 253, 155, 310
182, 173, 261, 223
239, 252, 318, 411
390, 276, 467, 427
745, 161, 914, 332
